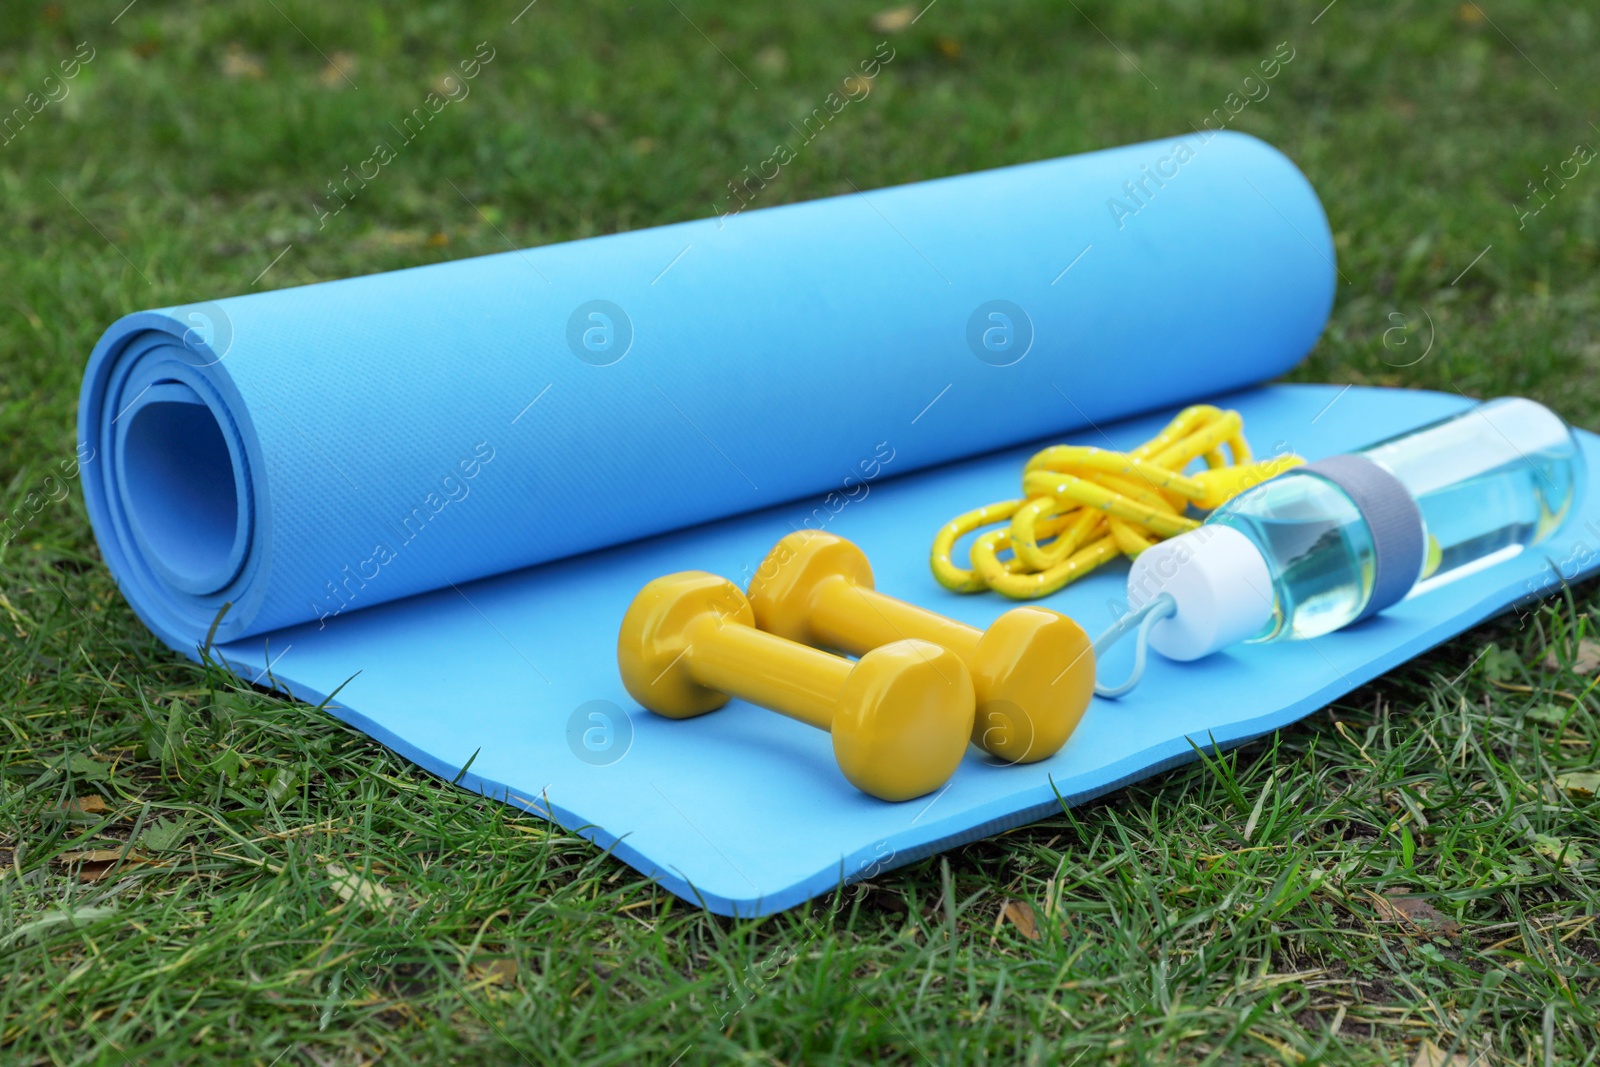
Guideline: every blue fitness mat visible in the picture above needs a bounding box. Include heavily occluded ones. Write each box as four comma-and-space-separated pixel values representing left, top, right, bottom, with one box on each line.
78, 132, 1600, 915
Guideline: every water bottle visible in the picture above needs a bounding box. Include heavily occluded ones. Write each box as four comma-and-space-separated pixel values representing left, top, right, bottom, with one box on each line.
1126, 397, 1584, 661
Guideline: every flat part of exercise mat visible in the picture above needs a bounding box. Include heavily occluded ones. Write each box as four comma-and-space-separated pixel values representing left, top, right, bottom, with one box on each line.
210, 383, 1600, 915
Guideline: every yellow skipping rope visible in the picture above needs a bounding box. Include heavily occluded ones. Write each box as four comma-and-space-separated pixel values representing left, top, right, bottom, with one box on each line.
931, 405, 1304, 599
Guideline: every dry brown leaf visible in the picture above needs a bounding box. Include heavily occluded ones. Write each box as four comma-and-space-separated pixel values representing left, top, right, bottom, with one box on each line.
1557, 772, 1600, 799
1002, 899, 1040, 941
469, 959, 518, 985
871, 5, 917, 33
1544, 639, 1600, 674
62, 795, 109, 814
326, 863, 395, 910
1531, 833, 1585, 867
1370, 891, 1461, 938
753, 46, 787, 75
58, 849, 147, 882
1412, 1038, 1488, 1067
59, 849, 127, 864
320, 52, 358, 88
367, 229, 434, 250
222, 45, 265, 80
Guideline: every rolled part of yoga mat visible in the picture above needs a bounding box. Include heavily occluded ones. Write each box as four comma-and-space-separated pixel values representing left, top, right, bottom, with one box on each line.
72, 130, 1407, 915
81, 131, 1332, 649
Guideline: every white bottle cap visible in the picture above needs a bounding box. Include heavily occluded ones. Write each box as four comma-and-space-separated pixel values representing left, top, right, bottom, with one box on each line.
1126, 525, 1275, 661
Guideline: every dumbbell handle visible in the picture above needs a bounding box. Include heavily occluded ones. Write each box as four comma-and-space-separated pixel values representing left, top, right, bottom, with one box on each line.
807, 576, 982, 662
683, 616, 847, 731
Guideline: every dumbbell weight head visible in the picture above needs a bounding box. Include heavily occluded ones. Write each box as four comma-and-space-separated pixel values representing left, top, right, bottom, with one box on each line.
833, 639, 975, 801
617, 570, 751, 719
747, 529, 874, 644
971, 607, 1094, 765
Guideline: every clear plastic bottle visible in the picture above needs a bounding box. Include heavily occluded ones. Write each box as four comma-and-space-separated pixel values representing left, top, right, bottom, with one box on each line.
1127, 397, 1584, 661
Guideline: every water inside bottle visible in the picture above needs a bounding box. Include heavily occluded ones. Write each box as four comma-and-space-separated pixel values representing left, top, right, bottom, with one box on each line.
1211, 474, 1376, 641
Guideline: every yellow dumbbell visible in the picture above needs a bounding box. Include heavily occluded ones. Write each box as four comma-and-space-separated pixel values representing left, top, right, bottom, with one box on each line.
748, 531, 1094, 764
617, 571, 975, 801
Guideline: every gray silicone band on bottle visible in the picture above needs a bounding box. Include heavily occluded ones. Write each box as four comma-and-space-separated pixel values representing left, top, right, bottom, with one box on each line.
1302, 454, 1426, 623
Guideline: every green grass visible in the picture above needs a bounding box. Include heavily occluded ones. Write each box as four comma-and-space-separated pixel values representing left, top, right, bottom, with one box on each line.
3, 0, 1600, 1062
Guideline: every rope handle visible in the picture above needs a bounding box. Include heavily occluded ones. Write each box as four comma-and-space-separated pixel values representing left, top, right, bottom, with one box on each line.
1090, 593, 1176, 699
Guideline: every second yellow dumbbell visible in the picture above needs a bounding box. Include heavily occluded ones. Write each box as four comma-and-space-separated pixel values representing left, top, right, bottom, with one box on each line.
748, 531, 1094, 764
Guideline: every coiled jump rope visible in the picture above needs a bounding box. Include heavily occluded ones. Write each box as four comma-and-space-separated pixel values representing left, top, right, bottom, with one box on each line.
930, 404, 1301, 695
